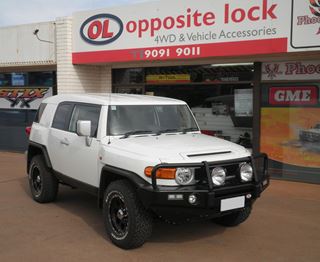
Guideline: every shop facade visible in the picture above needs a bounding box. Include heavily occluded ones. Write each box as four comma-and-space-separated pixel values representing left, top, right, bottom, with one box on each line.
0, 0, 319, 183
0, 22, 56, 151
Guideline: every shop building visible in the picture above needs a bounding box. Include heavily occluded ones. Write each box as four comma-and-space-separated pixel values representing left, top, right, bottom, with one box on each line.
0, 22, 56, 151
0, 0, 319, 183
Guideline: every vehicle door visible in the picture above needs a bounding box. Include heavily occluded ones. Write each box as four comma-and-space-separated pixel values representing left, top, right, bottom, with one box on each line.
48, 102, 101, 187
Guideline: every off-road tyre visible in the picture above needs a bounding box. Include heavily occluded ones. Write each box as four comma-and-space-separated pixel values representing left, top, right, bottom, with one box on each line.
103, 180, 153, 249
28, 155, 58, 203
213, 207, 252, 227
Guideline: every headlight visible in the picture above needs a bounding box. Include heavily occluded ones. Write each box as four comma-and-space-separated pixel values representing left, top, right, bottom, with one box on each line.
175, 168, 195, 185
240, 163, 253, 182
211, 167, 226, 186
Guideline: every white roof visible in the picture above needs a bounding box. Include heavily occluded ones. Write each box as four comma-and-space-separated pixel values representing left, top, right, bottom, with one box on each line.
43, 93, 186, 106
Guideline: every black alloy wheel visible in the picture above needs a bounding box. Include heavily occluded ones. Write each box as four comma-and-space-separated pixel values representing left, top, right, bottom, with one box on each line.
28, 155, 58, 203
103, 180, 153, 249
30, 165, 42, 197
108, 192, 129, 239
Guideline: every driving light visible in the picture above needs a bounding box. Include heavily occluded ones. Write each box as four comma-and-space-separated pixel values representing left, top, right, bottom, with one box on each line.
240, 163, 253, 182
175, 168, 195, 185
211, 167, 226, 186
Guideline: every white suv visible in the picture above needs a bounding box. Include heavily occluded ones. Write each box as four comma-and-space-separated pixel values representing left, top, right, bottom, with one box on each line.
27, 94, 269, 249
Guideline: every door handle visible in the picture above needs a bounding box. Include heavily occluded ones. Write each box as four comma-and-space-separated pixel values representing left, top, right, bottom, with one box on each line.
60, 138, 69, 146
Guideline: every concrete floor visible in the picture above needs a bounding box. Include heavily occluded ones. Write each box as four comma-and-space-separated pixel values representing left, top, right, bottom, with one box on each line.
0, 152, 319, 262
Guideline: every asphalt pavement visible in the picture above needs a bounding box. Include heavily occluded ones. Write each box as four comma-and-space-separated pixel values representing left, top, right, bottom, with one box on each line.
0, 152, 319, 262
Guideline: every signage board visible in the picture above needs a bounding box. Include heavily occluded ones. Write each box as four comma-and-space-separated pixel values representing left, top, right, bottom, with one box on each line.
291, 0, 320, 49
146, 74, 190, 83
269, 86, 318, 106
73, 0, 289, 64
234, 89, 253, 116
0, 87, 52, 110
262, 61, 320, 81
72, 0, 320, 64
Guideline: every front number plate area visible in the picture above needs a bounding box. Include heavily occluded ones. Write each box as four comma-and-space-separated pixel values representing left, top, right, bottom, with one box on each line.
220, 196, 245, 212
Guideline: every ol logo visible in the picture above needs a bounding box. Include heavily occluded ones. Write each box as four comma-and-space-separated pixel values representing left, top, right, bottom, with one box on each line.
80, 14, 124, 45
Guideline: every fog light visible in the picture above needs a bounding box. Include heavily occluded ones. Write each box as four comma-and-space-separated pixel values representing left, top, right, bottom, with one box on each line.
188, 194, 197, 205
246, 194, 252, 199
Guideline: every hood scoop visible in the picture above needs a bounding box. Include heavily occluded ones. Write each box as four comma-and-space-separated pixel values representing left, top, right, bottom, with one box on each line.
187, 151, 232, 158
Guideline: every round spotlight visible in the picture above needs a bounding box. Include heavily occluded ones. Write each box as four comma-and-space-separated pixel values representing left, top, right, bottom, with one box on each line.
240, 163, 253, 182
211, 167, 226, 186
188, 194, 197, 205
175, 168, 195, 186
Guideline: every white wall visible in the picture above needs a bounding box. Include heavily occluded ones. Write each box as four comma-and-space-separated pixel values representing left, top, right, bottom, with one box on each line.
55, 17, 111, 94
0, 22, 56, 67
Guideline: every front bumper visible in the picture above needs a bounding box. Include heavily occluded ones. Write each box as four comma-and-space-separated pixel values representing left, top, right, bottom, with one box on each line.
137, 154, 269, 221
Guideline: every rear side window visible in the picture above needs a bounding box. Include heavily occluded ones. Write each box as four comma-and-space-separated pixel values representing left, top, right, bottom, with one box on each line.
68, 104, 101, 137
52, 103, 74, 130
34, 103, 47, 123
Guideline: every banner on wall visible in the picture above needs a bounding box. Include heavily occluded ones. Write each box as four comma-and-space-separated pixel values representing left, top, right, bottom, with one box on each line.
260, 85, 320, 172
262, 61, 320, 81
0, 87, 52, 110
72, 0, 320, 64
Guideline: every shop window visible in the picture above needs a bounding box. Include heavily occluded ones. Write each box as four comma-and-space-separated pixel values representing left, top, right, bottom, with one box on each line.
144, 64, 254, 148
112, 64, 254, 148
0, 71, 54, 87
260, 84, 320, 183
0, 74, 12, 86
11, 73, 28, 86
29, 72, 53, 86
113, 68, 144, 85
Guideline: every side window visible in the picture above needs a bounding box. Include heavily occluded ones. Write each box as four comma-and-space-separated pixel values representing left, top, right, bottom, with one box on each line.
52, 103, 74, 130
68, 104, 101, 137
34, 103, 47, 123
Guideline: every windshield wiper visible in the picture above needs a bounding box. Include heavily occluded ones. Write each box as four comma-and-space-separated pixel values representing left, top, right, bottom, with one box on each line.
182, 127, 199, 134
120, 130, 153, 139
156, 128, 180, 135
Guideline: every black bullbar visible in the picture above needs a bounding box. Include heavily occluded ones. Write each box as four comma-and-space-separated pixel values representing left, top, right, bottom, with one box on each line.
141, 153, 269, 209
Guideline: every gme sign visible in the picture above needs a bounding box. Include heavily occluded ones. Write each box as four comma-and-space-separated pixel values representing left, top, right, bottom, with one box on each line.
269, 86, 318, 106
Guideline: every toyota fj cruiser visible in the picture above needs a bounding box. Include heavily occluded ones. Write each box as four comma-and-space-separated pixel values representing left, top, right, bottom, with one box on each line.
27, 94, 269, 249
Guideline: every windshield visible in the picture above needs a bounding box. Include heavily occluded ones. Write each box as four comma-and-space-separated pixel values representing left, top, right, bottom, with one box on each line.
107, 104, 199, 136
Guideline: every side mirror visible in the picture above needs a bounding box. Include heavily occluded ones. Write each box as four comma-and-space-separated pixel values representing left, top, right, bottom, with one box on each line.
77, 120, 91, 137
77, 121, 92, 146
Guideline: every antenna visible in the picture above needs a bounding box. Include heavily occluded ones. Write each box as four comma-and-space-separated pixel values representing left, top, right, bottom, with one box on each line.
108, 90, 112, 145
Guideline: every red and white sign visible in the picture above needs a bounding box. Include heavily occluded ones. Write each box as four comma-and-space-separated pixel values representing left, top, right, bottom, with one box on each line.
262, 61, 320, 81
72, 0, 319, 64
72, 0, 290, 64
269, 86, 318, 106
291, 0, 320, 49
